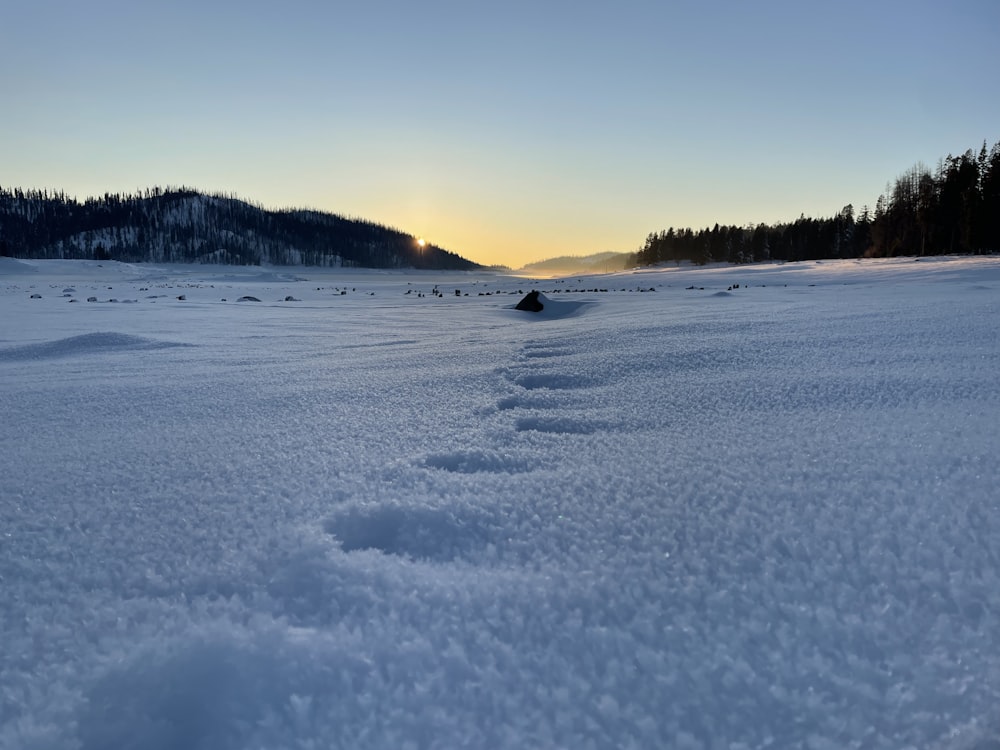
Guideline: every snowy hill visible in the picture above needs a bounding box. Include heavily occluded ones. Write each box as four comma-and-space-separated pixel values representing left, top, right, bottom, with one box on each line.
518, 250, 630, 276
0, 187, 479, 270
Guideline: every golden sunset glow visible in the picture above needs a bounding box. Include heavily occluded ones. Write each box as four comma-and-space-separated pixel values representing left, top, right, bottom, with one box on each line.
416, 238, 426, 248
2, 3, 992, 271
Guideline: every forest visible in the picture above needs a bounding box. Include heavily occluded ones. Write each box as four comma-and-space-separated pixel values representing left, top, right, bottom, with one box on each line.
629, 140, 1000, 267
0, 187, 477, 270
2, 140, 997, 270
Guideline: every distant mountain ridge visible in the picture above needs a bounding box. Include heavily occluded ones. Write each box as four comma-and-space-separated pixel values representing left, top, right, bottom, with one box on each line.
0, 186, 479, 269
519, 251, 630, 275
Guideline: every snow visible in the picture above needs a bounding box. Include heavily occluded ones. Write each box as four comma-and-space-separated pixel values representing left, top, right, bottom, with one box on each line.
1, 256, 999, 749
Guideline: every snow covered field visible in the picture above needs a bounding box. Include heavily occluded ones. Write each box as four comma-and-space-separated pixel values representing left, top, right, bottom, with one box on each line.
2, 255, 999, 749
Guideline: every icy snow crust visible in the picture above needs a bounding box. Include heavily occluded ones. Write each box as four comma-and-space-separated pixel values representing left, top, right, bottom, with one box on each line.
1, 256, 999, 749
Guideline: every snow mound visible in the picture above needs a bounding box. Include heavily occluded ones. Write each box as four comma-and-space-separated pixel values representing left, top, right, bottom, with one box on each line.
0, 257, 40, 274
508, 292, 591, 319
0, 332, 192, 360
75, 626, 365, 750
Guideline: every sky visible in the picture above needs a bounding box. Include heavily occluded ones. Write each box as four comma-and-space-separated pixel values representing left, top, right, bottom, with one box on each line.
2, 0, 998, 267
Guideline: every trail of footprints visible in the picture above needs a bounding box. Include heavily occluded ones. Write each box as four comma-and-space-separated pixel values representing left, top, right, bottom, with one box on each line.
503, 339, 613, 436
323, 337, 611, 563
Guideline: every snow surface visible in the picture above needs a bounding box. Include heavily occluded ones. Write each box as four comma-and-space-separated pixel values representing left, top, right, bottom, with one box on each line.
1, 256, 999, 749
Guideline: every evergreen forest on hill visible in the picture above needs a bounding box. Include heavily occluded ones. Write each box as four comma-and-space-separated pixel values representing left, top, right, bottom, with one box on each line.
0, 188, 477, 270
628, 140, 1000, 267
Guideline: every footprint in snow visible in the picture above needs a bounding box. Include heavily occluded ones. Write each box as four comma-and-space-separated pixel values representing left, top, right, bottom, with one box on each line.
421, 449, 537, 474
324, 502, 493, 563
508, 372, 594, 391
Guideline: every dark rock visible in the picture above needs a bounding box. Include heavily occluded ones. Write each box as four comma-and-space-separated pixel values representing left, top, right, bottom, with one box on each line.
515, 290, 544, 312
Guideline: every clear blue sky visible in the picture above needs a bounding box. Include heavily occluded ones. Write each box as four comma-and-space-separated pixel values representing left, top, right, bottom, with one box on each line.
2, 0, 997, 266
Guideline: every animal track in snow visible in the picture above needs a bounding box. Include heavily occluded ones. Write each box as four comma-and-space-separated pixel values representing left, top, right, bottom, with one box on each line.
514, 415, 605, 435
495, 338, 614, 436
324, 503, 492, 563
518, 347, 574, 360
496, 390, 583, 411
509, 372, 593, 391
422, 449, 537, 474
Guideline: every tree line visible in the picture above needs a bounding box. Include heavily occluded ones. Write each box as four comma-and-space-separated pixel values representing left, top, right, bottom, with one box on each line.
629, 140, 1000, 267
0, 187, 478, 270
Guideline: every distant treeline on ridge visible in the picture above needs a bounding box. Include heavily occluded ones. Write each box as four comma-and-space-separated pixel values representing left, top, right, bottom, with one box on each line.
0, 187, 477, 270
628, 140, 1000, 267
2, 140, 998, 270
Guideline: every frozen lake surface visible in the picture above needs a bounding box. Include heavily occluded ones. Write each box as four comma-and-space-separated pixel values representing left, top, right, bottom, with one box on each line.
2, 256, 999, 749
